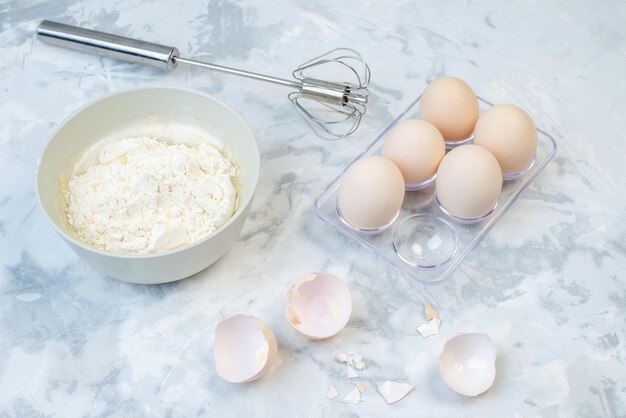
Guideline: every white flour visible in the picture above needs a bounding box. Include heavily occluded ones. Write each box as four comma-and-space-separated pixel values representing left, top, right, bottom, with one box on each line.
65, 136, 239, 254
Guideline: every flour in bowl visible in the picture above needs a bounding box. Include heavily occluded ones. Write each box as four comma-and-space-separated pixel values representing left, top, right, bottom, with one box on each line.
65, 136, 240, 254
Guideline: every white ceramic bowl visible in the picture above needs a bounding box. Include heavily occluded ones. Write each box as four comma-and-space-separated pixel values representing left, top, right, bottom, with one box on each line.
36, 86, 260, 284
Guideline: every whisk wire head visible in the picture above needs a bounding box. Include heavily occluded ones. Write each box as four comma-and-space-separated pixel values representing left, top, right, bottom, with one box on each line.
293, 47, 371, 90
290, 48, 370, 141
289, 93, 362, 140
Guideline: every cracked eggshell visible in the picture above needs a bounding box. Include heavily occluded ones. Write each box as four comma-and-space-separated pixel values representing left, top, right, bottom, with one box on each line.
337, 351, 365, 370
417, 317, 441, 338
214, 314, 278, 383
439, 333, 496, 396
342, 386, 361, 405
326, 386, 339, 400
286, 272, 352, 339
346, 364, 359, 378
424, 303, 440, 321
378, 381, 413, 404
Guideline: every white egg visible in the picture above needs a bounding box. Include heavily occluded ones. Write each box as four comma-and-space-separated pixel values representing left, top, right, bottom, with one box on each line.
285, 272, 352, 339
419, 76, 479, 144
439, 333, 496, 397
435, 144, 502, 221
382, 119, 446, 189
473, 104, 538, 177
214, 314, 278, 383
337, 156, 405, 232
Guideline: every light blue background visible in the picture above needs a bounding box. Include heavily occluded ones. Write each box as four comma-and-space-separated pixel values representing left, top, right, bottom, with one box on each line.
1, 1, 625, 416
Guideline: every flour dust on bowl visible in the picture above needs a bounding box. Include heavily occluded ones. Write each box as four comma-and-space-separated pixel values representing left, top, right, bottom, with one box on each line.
36, 87, 260, 284
314, 90, 557, 285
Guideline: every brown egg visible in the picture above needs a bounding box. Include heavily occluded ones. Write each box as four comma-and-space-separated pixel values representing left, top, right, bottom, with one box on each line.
435, 144, 502, 220
473, 104, 537, 176
382, 119, 446, 189
337, 156, 405, 231
419, 77, 479, 143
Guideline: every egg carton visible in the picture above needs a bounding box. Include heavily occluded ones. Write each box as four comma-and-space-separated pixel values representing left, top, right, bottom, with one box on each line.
314, 93, 558, 285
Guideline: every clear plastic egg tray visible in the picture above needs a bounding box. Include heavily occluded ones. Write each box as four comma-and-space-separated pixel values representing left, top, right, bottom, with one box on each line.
314, 92, 558, 285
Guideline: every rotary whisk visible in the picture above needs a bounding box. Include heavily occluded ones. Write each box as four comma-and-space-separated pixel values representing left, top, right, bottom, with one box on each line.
36, 20, 370, 140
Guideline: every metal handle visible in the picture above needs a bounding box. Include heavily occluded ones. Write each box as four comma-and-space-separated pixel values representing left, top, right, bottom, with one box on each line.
36, 20, 179, 71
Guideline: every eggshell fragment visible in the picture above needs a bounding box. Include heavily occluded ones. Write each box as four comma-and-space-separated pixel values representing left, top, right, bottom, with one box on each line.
337, 156, 405, 232
435, 144, 502, 221
214, 314, 278, 383
326, 386, 339, 400
342, 386, 362, 405
377, 381, 414, 404
424, 303, 440, 321
347, 364, 359, 378
439, 333, 496, 396
417, 317, 441, 337
336, 351, 365, 370
473, 104, 538, 176
419, 76, 479, 143
382, 119, 446, 189
286, 273, 352, 339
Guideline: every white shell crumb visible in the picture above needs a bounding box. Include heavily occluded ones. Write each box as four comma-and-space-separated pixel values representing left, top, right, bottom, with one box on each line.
342, 386, 361, 405
347, 364, 359, 378
377, 381, 413, 404
417, 317, 441, 337
427, 233, 442, 250
356, 383, 366, 393
337, 351, 365, 370
326, 386, 339, 400
424, 302, 440, 321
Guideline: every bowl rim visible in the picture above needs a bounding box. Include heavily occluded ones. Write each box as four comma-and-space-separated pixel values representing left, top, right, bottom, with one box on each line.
35, 85, 261, 259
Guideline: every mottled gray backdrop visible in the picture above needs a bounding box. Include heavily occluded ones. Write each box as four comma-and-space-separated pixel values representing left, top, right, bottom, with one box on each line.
0, 0, 625, 417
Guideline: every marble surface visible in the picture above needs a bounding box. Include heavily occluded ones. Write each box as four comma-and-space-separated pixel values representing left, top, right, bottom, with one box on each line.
1, 0, 625, 416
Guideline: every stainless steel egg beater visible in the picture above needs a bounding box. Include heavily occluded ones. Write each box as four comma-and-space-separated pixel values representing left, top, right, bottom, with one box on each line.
36, 20, 370, 141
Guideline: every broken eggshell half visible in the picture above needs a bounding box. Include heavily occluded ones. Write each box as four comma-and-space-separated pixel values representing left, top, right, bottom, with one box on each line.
214, 314, 278, 383
438, 333, 496, 396
286, 272, 352, 339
